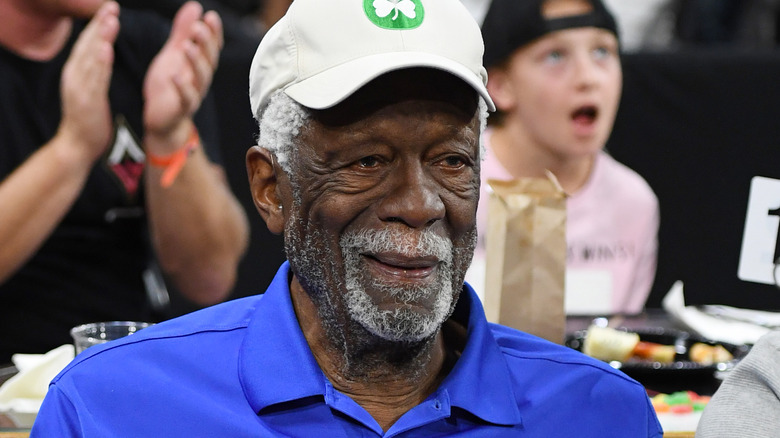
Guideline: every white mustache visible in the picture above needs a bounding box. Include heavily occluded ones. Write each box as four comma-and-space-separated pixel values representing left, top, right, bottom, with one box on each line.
340, 228, 453, 263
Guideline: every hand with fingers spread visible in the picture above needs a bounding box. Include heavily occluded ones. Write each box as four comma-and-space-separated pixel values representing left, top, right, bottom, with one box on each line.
142, 1, 224, 147
57, 1, 120, 163
0, 0, 248, 365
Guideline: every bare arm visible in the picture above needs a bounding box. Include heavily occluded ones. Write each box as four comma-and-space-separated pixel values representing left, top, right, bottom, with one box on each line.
142, 2, 249, 305
0, 3, 120, 284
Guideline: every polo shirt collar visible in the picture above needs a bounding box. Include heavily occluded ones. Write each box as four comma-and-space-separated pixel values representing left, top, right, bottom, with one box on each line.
239, 262, 522, 427
438, 284, 523, 426
239, 262, 326, 412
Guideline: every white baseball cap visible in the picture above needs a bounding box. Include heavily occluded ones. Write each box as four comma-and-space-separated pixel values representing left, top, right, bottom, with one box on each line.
248, 0, 495, 117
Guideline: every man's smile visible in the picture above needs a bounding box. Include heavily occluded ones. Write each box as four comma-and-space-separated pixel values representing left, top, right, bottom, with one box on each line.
364, 252, 439, 280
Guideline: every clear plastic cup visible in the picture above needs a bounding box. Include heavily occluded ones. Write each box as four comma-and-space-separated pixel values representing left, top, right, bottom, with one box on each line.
70, 321, 152, 354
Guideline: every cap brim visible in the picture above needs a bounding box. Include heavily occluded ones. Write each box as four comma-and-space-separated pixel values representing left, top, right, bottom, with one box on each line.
284, 51, 495, 111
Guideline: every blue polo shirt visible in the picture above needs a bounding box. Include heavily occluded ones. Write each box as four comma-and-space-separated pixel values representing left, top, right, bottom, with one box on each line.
32, 262, 662, 437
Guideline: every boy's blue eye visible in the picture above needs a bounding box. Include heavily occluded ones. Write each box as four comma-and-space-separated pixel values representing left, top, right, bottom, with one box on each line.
593, 46, 616, 60
546, 50, 563, 63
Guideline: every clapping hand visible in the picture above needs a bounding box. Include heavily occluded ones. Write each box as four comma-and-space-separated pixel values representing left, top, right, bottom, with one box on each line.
58, 1, 120, 162
142, 1, 224, 149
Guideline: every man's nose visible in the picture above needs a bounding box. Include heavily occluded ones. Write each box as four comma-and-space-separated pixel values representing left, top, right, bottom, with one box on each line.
377, 162, 445, 229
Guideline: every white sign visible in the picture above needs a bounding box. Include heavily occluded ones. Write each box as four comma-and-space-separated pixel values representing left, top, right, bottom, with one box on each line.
737, 176, 780, 284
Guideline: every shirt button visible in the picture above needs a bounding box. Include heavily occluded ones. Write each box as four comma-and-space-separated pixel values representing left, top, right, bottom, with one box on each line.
433, 399, 442, 410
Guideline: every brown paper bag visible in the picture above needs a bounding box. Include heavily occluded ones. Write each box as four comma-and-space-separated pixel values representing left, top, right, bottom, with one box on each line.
483, 172, 567, 344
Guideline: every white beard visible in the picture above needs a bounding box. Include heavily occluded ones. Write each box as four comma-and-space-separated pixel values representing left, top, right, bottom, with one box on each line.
340, 228, 455, 343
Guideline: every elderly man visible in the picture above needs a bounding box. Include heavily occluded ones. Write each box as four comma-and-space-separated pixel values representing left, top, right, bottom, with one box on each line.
31, 0, 662, 436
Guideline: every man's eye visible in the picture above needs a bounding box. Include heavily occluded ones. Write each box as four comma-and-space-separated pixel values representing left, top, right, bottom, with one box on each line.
442, 155, 466, 168
357, 156, 380, 168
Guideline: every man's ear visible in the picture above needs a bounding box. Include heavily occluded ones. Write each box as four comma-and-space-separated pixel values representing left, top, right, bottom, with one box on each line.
485, 67, 517, 112
246, 146, 285, 235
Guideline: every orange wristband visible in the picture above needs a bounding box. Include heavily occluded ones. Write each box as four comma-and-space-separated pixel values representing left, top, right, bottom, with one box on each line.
147, 127, 199, 188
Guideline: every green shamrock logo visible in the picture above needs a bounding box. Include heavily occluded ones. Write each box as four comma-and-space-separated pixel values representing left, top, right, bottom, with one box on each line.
364, 0, 424, 29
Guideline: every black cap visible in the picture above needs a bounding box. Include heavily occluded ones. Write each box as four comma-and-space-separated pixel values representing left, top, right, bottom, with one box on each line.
481, 0, 619, 69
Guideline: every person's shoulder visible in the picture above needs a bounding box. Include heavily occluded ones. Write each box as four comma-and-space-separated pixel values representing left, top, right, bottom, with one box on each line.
597, 152, 658, 205
744, 329, 780, 361
488, 323, 642, 386
484, 324, 661, 436
756, 329, 780, 348
488, 323, 588, 364
53, 295, 265, 381
598, 152, 654, 191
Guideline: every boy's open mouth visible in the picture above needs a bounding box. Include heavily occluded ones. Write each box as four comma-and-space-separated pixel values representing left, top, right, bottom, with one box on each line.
572, 105, 598, 124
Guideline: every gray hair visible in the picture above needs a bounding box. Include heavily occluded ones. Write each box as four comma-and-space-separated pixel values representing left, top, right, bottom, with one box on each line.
256, 91, 310, 175
256, 90, 490, 176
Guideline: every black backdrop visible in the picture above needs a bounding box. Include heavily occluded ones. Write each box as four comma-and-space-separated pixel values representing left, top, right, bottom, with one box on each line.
212, 51, 287, 305
608, 49, 780, 310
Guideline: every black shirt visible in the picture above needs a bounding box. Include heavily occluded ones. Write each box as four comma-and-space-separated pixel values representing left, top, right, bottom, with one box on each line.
0, 10, 220, 363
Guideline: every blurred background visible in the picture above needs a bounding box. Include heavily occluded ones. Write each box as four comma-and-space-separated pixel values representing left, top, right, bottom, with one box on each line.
137, 0, 780, 315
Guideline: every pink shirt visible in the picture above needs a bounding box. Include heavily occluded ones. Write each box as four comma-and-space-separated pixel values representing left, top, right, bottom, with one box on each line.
467, 130, 659, 314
